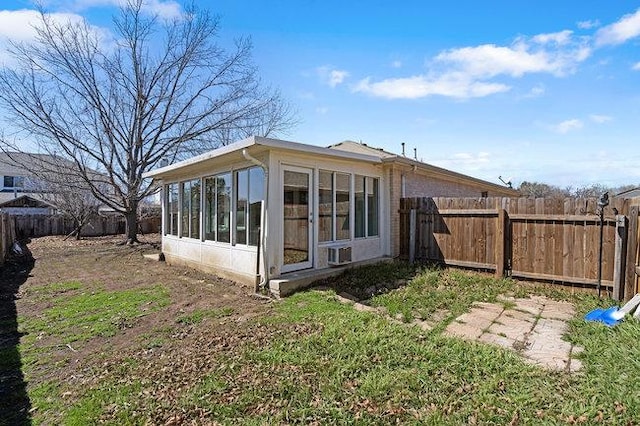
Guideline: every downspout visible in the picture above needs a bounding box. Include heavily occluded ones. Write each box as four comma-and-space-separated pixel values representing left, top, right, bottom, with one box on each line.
242, 149, 269, 292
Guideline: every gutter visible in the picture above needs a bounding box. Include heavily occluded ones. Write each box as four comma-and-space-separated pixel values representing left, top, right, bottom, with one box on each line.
242, 149, 269, 292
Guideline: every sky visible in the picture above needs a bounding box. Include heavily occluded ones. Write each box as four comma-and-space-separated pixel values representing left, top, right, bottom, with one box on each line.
1, 1, 640, 189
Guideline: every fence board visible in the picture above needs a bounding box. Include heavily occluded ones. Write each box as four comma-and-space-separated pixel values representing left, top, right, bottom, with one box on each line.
400, 196, 637, 297
10, 214, 159, 239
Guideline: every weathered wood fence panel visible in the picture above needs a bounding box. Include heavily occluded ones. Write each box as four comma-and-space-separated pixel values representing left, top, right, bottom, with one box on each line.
0, 213, 17, 267
400, 197, 638, 300
12, 215, 160, 239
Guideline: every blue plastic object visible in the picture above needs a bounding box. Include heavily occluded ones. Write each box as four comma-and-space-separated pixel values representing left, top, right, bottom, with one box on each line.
584, 307, 621, 327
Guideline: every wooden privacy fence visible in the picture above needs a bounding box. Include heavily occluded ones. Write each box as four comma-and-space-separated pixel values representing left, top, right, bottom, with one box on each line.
12, 215, 161, 239
0, 213, 17, 267
400, 197, 640, 301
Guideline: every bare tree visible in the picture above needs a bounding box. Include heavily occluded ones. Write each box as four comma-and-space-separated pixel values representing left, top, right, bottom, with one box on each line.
517, 181, 571, 198
35, 180, 101, 240
2, 152, 104, 239
0, 0, 296, 243
518, 181, 640, 199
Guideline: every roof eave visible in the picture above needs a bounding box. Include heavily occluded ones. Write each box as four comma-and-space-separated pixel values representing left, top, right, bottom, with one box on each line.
382, 156, 519, 195
143, 136, 383, 180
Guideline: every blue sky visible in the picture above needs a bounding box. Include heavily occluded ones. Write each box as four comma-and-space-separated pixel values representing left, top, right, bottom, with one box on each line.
1, 1, 640, 188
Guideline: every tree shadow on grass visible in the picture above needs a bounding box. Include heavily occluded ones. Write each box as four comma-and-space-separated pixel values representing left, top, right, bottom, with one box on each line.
0, 242, 35, 425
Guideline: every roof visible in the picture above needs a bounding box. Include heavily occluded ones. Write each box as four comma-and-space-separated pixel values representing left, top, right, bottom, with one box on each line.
0, 152, 78, 176
330, 141, 518, 195
615, 187, 640, 199
143, 136, 382, 179
0, 193, 54, 208
143, 136, 518, 196
0, 152, 45, 175
329, 140, 396, 159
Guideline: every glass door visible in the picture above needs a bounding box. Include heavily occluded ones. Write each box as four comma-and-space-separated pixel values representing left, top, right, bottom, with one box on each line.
282, 167, 313, 272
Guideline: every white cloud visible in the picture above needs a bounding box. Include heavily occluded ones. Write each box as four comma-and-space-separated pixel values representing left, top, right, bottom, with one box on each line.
595, 8, 640, 46
316, 106, 329, 115
0, 9, 107, 64
353, 74, 510, 99
553, 119, 583, 133
526, 83, 546, 98
317, 66, 349, 87
354, 30, 590, 100
589, 114, 612, 123
0, 9, 84, 42
577, 19, 600, 30
391, 60, 402, 68
435, 38, 590, 79
532, 30, 573, 45
632, 62, 640, 71
329, 69, 349, 87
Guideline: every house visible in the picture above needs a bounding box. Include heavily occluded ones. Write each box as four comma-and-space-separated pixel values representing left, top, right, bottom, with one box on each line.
0, 151, 106, 216
616, 187, 640, 206
0, 152, 52, 215
0, 194, 56, 215
143, 136, 518, 296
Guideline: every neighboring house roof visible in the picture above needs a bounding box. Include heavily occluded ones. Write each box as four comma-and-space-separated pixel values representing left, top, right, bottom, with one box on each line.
0, 193, 54, 208
0, 152, 60, 176
330, 140, 518, 196
615, 187, 640, 199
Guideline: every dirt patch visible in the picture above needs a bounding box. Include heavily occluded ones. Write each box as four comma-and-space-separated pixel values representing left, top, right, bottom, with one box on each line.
3, 234, 284, 423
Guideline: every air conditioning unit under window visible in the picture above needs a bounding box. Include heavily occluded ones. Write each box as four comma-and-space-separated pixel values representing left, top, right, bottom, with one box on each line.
328, 246, 352, 266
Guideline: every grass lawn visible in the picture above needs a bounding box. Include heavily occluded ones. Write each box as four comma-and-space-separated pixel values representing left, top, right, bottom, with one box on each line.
5, 240, 640, 425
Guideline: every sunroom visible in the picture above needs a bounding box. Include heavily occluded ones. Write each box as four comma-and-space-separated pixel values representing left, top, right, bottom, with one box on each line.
143, 136, 390, 296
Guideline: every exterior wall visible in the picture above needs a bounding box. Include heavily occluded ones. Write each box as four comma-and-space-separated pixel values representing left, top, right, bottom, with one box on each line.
158, 147, 390, 287
388, 165, 402, 259
160, 153, 268, 286
162, 236, 258, 285
388, 167, 513, 257
265, 149, 388, 279
404, 173, 494, 198
0, 207, 52, 215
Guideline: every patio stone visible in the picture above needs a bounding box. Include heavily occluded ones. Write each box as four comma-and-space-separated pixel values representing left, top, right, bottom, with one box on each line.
445, 321, 483, 340
513, 298, 544, 316
478, 332, 515, 348
489, 318, 533, 341
540, 301, 575, 320
502, 309, 536, 323
444, 296, 583, 373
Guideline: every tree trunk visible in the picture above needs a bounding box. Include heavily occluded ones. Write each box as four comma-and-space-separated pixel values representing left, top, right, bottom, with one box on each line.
75, 221, 84, 240
124, 206, 139, 244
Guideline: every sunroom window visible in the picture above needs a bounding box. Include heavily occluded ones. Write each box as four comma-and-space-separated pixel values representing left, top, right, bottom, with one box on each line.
321, 171, 378, 242
165, 183, 179, 236
203, 173, 231, 243
355, 175, 379, 238
234, 167, 264, 246
180, 179, 200, 239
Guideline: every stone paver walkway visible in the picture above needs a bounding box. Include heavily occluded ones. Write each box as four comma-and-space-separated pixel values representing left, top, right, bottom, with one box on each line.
445, 295, 583, 372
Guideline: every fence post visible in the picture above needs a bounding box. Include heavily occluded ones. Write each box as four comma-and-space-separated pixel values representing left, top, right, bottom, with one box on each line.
624, 206, 639, 301
409, 208, 416, 264
495, 209, 506, 278
613, 215, 627, 301
0, 214, 6, 266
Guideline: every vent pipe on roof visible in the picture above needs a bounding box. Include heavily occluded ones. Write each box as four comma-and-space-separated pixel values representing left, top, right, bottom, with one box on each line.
414, 147, 417, 160
401, 142, 405, 156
